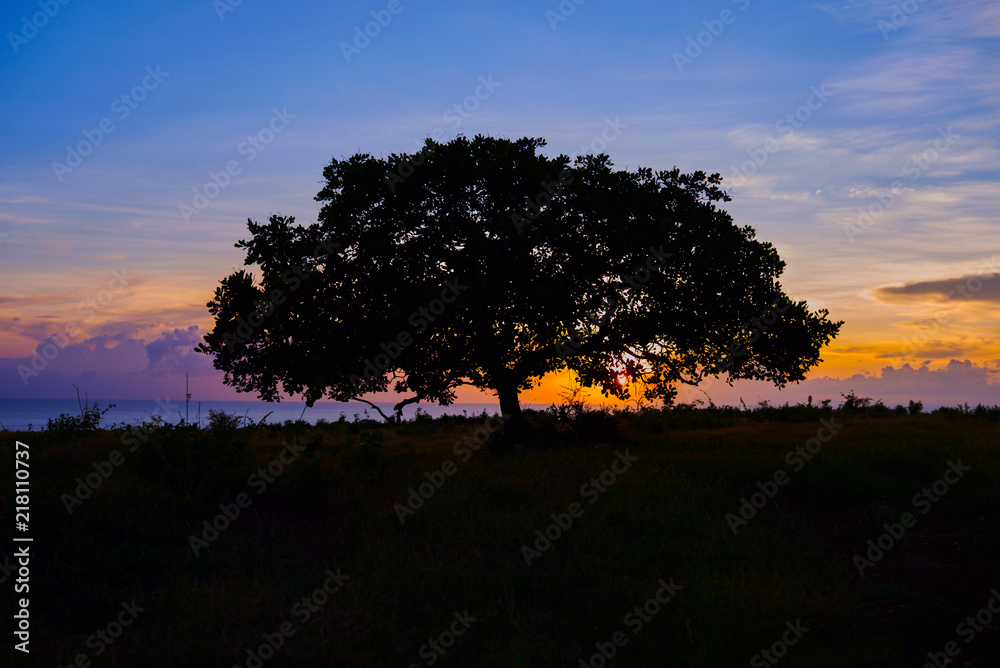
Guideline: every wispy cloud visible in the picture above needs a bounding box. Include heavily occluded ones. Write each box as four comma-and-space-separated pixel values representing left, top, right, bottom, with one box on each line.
873, 269, 1000, 304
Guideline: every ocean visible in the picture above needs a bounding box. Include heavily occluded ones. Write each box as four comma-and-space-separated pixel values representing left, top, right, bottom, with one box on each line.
0, 398, 508, 432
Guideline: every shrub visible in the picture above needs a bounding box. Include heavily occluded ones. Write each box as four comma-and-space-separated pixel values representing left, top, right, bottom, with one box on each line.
397, 407, 439, 435
933, 403, 1000, 420
47, 402, 115, 439
839, 391, 873, 414
908, 400, 923, 416
972, 404, 1000, 420
135, 420, 254, 490
572, 407, 619, 444
750, 401, 828, 423
207, 409, 243, 431
631, 406, 666, 434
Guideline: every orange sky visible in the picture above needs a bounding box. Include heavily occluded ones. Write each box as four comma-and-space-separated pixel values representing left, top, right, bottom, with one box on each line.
3, 0, 998, 408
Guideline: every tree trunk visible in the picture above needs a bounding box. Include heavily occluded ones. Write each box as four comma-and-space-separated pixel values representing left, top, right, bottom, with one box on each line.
497, 382, 532, 451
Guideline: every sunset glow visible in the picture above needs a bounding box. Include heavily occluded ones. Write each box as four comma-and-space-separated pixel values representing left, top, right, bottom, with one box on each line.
3, 1, 999, 410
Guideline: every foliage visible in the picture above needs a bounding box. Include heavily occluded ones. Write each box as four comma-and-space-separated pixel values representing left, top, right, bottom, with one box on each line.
20, 413, 1000, 666
933, 403, 1000, 420
661, 403, 740, 429
133, 417, 254, 490
570, 407, 620, 443
396, 407, 439, 435
196, 135, 843, 445
207, 408, 244, 431
46, 402, 115, 439
838, 391, 873, 414
973, 403, 1000, 419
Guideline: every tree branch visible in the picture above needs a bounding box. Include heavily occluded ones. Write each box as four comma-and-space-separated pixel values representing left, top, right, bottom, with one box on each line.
391, 395, 423, 423
352, 397, 395, 423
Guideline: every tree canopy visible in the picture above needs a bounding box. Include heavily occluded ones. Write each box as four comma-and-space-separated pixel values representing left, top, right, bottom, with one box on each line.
196, 135, 842, 441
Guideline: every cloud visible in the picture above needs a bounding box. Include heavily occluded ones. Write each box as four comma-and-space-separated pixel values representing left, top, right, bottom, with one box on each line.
873, 270, 1000, 304
690, 358, 1000, 409
807, 359, 1000, 405
0, 327, 218, 398
0, 332, 148, 398
875, 342, 970, 360
815, 0, 1000, 40
145, 326, 216, 377
0, 211, 60, 225
0, 196, 51, 204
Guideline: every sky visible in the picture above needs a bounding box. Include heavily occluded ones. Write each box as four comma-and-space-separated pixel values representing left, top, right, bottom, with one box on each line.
1, 0, 999, 411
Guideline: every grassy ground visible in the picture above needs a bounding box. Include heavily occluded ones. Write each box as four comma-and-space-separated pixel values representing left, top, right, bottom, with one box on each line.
2, 409, 999, 666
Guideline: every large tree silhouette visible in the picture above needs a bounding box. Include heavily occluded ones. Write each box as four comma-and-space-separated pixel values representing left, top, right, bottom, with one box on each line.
196, 135, 842, 445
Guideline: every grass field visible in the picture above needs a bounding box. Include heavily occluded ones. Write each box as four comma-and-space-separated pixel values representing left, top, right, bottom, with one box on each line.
2, 406, 999, 667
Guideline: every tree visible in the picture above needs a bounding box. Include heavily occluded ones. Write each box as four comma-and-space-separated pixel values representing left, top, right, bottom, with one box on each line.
196, 135, 842, 447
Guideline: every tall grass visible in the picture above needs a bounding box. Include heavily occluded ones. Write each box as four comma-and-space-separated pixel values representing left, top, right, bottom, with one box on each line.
3, 403, 999, 666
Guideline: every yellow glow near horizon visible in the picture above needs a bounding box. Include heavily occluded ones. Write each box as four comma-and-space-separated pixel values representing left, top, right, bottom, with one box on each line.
5, 272, 1000, 405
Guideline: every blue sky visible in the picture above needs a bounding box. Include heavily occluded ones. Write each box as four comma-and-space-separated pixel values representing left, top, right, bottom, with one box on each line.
1, 0, 999, 408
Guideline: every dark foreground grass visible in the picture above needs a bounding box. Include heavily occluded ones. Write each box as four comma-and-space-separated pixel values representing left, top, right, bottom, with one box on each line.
2, 412, 999, 666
